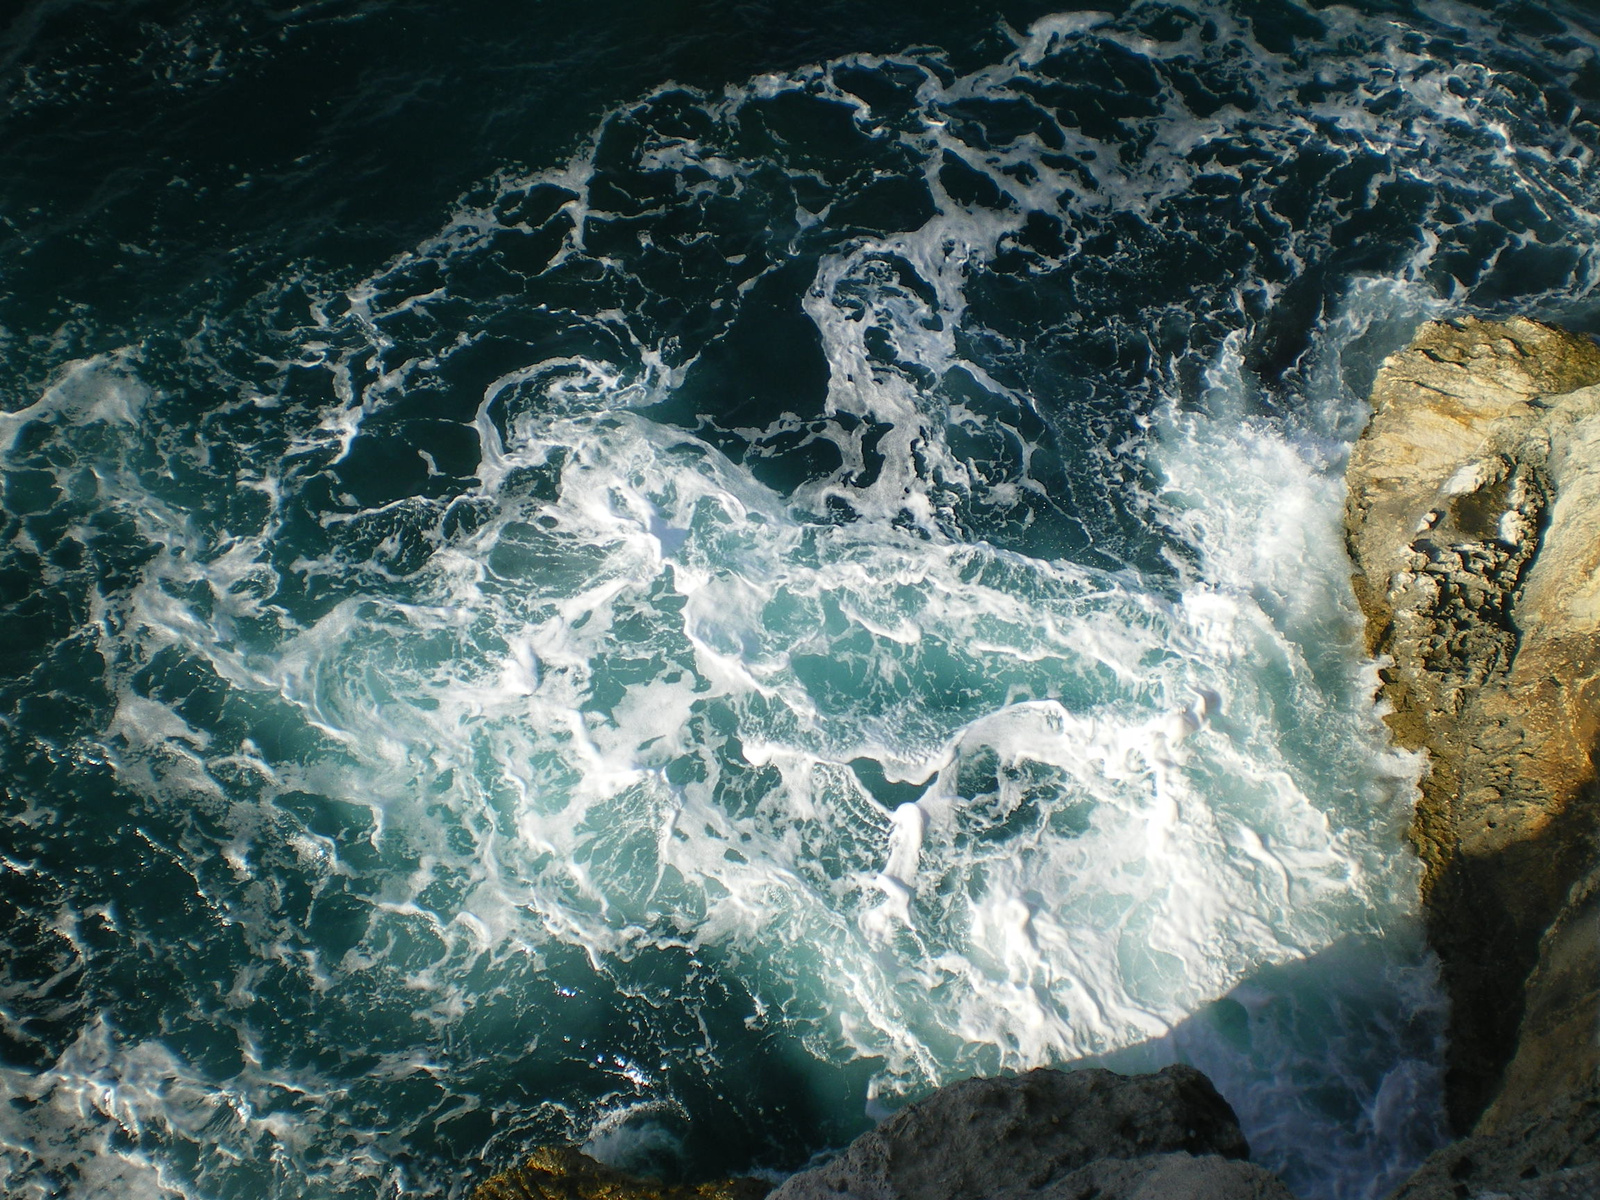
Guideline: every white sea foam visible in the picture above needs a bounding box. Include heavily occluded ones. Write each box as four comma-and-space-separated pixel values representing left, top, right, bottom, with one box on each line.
0, 353, 149, 451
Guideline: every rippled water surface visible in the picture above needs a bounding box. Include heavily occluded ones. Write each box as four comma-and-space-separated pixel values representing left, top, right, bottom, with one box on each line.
4, 2, 1600, 1197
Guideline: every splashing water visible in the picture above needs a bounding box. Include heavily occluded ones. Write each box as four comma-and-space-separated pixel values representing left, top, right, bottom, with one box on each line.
4, 1, 1600, 1197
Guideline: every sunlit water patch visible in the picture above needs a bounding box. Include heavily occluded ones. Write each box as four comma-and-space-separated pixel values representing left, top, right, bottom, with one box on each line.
5, 2, 1600, 1198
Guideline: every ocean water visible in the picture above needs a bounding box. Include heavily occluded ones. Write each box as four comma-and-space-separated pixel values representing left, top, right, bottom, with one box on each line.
3, 1, 1600, 1198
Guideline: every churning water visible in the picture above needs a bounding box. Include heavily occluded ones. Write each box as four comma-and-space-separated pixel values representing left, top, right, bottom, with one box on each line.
3, 1, 1600, 1197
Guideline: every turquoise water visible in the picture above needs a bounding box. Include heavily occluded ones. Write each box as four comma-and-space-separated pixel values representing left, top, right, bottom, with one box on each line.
3, 2, 1600, 1198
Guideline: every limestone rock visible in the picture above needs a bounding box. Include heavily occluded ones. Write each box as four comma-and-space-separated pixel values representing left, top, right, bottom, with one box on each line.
1484, 1165, 1600, 1199
1478, 862, 1600, 1135
767, 1065, 1252, 1200
1346, 316, 1600, 645
1024, 1152, 1297, 1200
1397, 1164, 1600, 1200
472, 1146, 771, 1200
1343, 317, 1600, 1129
1388, 1078, 1600, 1199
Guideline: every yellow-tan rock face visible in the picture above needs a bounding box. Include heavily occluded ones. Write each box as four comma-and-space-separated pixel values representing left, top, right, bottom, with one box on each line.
472, 1147, 771, 1200
1344, 316, 1600, 1133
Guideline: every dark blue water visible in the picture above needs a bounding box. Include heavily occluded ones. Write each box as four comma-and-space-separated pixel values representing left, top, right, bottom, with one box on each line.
3, 2, 1600, 1198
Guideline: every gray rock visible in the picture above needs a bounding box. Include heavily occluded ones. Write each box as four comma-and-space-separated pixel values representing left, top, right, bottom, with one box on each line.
1027, 1153, 1297, 1200
769, 1065, 1254, 1200
1388, 1078, 1600, 1200
1467, 1163, 1600, 1198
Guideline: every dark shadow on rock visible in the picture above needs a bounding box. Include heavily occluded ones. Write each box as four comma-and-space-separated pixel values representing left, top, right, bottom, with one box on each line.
1479, 860, 1600, 1135
1416, 765, 1600, 1132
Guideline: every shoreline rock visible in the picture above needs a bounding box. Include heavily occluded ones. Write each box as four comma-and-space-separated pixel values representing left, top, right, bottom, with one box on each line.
470, 1145, 772, 1200
475, 1067, 1292, 1200
1343, 316, 1600, 1139
1389, 1076, 1600, 1200
766, 1065, 1258, 1200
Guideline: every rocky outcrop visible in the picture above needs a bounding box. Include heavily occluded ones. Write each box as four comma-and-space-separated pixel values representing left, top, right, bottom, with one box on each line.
767, 1065, 1287, 1200
1400, 1163, 1600, 1200
1389, 862, 1600, 1198
1012, 1152, 1295, 1200
1481, 862, 1600, 1134
472, 1146, 771, 1200
1343, 315, 1600, 1131
472, 1068, 1288, 1200
1389, 1077, 1600, 1200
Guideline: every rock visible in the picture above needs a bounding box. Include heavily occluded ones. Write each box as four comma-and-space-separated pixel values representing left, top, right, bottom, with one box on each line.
472, 1146, 771, 1200
1388, 1078, 1600, 1200
1025, 1153, 1297, 1200
1484, 1166, 1600, 1200
475, 1068, 1292, 1200
1398, 1164, 1600, 1200
1479, 863, 1600, 1135
767, 1065, 1252, 1200
1343, 316, 1600, 1129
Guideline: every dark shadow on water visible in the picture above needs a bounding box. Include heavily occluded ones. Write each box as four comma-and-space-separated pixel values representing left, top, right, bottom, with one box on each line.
652, 929, 1453, 1199
1085, 926, 1451, 1200
553, 931, 1453, 1200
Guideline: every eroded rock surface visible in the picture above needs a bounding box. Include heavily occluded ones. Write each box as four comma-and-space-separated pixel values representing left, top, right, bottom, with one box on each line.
472, 1146, 771, 1200
1344, 316, 1600, 1130
1481, 863, 1600, 1136
1023, 1152, 1296, 1200
1389, 1078, 1600, 1200
767, 1065, 1255, 1200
